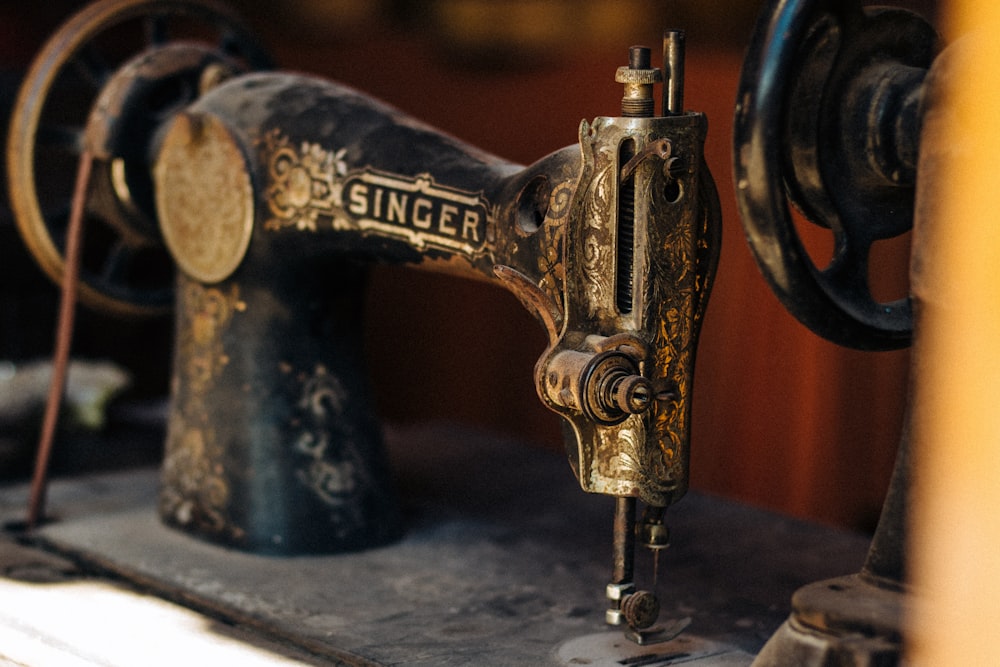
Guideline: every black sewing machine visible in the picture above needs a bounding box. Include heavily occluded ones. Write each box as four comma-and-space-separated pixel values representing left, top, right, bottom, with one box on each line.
1, 0, 948, 664
6, 0, 722, 645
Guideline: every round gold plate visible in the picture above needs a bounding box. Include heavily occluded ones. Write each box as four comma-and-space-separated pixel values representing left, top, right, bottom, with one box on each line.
155, 112, 255, 285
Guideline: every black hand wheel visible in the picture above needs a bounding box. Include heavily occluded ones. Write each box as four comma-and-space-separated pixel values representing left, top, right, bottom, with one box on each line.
733, 0, 937, 350
7, 0, 271, 318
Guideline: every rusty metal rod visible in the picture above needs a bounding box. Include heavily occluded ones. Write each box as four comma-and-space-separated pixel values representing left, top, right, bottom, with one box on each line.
26, 149, 93, 530
612, 496, 636, 585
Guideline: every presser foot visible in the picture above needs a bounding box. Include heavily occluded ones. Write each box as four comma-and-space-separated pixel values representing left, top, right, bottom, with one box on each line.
607, 497, 677, 644
605, 583, 659, 629
606, 584, 689, 646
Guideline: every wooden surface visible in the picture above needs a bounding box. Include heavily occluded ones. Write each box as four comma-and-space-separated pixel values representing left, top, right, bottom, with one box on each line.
0, 423, 871, 666
0, 574, 329, 666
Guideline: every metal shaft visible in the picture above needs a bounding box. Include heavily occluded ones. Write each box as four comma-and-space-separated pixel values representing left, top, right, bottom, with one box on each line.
27, 150, 93, 530
612, 496, 636, 585
662, 30, 686, 115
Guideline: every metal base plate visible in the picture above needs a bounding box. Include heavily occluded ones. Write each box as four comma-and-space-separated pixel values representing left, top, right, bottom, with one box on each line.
1, 423, 870, 665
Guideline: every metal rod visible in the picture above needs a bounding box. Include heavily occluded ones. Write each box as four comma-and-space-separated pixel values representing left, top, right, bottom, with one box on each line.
26, 150, 92, 530
612, 496, 636, 585
662, 30, 686, 115
641, 504, 667, 586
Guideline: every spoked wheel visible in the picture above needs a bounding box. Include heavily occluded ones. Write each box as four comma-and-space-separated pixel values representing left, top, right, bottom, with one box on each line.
733, 0, 937, 350
7, 0, 270, 318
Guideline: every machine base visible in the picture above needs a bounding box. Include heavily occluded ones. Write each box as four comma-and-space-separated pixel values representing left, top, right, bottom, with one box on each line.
1, 422, 871, 665
752, 573, 905, 667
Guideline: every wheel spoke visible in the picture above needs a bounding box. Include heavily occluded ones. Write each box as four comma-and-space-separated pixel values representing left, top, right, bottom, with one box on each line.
37, 124, 85, 154
12, 0, 268, 316
80, 165, 119, 225
823, 238, 871, 299
71, 44, 112, 89
101, 240, 136, 284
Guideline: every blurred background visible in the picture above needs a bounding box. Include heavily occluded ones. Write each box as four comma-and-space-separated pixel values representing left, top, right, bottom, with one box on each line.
0, 0, 939, 533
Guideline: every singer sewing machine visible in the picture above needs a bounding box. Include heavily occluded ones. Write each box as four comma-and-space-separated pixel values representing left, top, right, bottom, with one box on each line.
5, 0, 726, 657
0, 0, 946, 664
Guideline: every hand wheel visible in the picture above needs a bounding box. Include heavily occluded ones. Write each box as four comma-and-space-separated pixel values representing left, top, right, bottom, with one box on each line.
7, 0, 271, 318
733, 0, 937, 350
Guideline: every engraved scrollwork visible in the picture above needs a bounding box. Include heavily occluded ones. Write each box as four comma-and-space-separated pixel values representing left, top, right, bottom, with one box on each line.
260, 130, 347, 231
289, 364, 372, 535
181, 281, 241, 393
606, 426, 673, 495
547, 182, 574, 220
579, 162, 616, 316
549, 116, 717, 506
647, 161, 700, 473
259, 130, 492, 260
160, 282, 245, 539
536, 225, 565, 307
652, 368, 686, 472
160, 419, 232, 535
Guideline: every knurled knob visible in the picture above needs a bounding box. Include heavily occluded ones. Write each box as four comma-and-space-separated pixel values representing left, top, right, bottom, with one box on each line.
613, 374, 654, 415
615, 46, 662, 118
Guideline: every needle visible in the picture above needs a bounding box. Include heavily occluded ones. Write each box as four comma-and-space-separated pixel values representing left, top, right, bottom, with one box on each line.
653, 547, 660, 588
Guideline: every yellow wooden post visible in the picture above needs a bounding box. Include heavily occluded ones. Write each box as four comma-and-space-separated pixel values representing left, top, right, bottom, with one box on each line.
908, 0, 1000, 663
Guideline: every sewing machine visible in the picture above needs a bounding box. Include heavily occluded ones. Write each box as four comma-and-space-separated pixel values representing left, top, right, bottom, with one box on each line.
6, 0, 721, 646
2, 0, 950, 664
